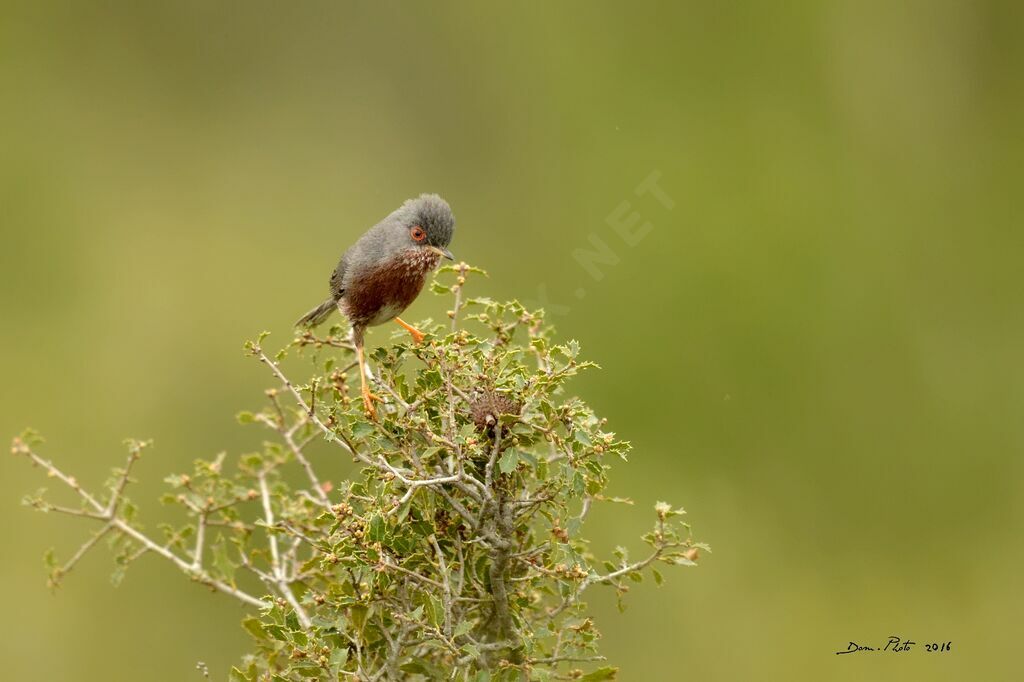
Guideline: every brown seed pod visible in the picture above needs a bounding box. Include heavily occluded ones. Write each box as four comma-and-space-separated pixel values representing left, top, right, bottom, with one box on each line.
468, 389, 523, 439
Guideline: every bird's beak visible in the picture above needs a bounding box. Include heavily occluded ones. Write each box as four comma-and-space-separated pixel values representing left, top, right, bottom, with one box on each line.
430, 246, 455, 260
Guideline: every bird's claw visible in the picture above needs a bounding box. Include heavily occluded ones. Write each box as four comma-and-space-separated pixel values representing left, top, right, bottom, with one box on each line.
361, 386, 382, 420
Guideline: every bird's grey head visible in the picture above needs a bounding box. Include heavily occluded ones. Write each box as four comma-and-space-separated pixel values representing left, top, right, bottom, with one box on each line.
384, 193, 455, 260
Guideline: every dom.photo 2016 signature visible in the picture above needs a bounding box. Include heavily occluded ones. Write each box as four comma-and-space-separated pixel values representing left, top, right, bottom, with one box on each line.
836, 636, 952, 655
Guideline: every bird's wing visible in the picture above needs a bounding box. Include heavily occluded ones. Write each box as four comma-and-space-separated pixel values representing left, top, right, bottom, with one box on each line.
329, 249, 351, 298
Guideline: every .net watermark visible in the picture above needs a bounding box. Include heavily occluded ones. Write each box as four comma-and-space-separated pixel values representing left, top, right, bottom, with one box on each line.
527, 170, 675, 316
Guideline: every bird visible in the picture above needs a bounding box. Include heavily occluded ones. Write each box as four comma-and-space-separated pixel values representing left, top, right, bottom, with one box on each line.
295, 193, 455, 418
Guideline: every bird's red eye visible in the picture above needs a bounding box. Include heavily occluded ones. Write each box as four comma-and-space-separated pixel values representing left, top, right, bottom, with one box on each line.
410, 226, 426, 242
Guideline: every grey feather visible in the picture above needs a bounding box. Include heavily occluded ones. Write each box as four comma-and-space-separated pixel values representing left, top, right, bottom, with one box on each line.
295, 298, 337, 327
340, 194, 454, 291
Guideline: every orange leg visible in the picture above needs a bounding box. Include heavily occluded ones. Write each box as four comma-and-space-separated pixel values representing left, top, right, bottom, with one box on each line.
394, 317, 425, 345
356, 342, 379, 419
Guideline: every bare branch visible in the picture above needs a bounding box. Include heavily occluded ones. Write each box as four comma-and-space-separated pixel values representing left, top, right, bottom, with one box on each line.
51, 522, 114, 585
259, 470, 311, 629
429, 534, 454, 638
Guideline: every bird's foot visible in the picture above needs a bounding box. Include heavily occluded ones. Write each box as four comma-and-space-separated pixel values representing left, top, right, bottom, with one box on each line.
361, 385, 382, 420
394, 317, 426, 345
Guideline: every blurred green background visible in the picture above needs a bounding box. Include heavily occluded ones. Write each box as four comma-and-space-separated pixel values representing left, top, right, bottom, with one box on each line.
2, 1, 1022, 680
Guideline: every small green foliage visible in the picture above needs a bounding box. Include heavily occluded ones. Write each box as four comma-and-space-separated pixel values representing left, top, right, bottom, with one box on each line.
16, 263, 706, 680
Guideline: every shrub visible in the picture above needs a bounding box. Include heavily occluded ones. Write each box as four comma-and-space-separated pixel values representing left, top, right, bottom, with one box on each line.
14, 264, 706, 681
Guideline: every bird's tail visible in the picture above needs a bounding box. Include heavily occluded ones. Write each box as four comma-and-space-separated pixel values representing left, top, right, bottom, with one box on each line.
295, 298, 337, 328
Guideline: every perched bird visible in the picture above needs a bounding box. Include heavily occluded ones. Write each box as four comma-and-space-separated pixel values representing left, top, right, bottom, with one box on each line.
296, 194, 455, 418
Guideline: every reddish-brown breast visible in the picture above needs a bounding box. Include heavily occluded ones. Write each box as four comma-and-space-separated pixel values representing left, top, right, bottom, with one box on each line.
341, 249, 441, 328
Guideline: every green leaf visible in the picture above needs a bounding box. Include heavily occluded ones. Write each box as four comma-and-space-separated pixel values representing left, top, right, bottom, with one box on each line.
18, 428, 44, 447
264, 624, 287, 641
572, 471, 585, 496
285, 611, 300, 631
350, 605, 369, 632
242, 617, 266, 641
330, 646, 349, 673
43, 548, 57, 570
424, 593, 444, 629
498, 449, 519, 474
581, 667, 618, 681
351, 421, 376, 439
367, 514, 386, 542
454, 619, 474, 638
517, 449, 538, 467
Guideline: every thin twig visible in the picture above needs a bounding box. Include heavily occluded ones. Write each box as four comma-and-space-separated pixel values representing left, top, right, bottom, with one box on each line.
23, 447, 264, 608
